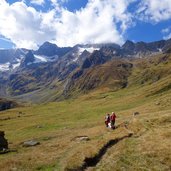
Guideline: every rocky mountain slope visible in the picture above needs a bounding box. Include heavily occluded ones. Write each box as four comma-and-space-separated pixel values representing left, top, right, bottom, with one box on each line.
1, 38, 171, 72
0, 39, 171, 102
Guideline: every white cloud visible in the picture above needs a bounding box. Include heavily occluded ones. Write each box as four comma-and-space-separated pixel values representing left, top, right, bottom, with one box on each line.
136, 0, 171, 41
137, 0, 171, 22
53, 0, 134, 46
0, 0, 134, 49
162, 27, 171, 40
30, 0, 45, 6
49, 0, 61, 11
164, 33, 171, 40
1, 0, 171, 49
162, 28, 170, 34
0, 1, 56, 49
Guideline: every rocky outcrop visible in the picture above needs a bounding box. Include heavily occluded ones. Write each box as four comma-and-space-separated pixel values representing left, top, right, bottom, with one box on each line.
22, 140, 40, 147
82, 50, 111, 69
72, 136, 90, 142
20, 50, 35, 67
0, 99, 17, 111
35, 41, 72, 57
0, 131, 8, 151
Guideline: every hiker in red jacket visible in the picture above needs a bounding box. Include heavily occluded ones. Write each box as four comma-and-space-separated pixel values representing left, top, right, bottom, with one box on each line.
110, 112, 116, 129
105, 113, 110, 127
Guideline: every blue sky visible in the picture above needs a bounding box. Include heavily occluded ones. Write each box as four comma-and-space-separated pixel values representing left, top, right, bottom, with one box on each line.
0, 0, 171, 49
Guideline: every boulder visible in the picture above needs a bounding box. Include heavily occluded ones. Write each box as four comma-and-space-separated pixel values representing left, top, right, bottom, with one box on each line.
0, 131, 8, 151
36, 125, 43, 128
72, 136, 90, 142
155, 102, 160, 105
133, 112, 140, 116
22, 140, 40, 147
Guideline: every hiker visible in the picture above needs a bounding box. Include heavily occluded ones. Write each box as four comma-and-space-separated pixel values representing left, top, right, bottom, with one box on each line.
105, 113, 110, 127
110, 112, 116, 129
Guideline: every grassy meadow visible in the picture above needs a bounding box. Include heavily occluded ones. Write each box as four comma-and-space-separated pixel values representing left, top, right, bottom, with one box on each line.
0, 76, 171, 171
0, 54, 171, 170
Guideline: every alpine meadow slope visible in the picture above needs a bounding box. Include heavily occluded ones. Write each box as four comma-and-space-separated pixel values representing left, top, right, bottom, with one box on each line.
0, 67, 171, 170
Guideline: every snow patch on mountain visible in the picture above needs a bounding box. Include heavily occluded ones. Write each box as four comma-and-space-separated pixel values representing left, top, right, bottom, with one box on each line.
72, 57, 79, 62
0, 56, 24, 71
158, 48, 162, 52
0, 62, 10, 71
34, 55, 48, 63
13, 58, 22, 69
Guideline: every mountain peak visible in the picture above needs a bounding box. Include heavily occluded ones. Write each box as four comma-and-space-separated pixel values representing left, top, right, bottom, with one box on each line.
122, 40, 134, 48
41, 41, 58, 47
20, 50, 35, 67
35, 42, 59, 57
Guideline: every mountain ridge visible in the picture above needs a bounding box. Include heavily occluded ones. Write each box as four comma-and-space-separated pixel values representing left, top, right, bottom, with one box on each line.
0, 38, 171, 103
1, 38, 171, 72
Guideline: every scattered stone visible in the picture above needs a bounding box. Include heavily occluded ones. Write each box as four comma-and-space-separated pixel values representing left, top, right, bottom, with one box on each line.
18, 111, 25, 115
22, 140, 40, 147
72, 136, 90, 142
36, 125, 43, 128
155, 102, 160, 105
133, 112, 140, 116
0, 131, 8, 152
63, 127, 68, 129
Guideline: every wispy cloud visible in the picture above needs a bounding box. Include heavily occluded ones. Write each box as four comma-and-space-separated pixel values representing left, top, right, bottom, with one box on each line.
162, 28, 170, 34
164, 33, 171, 40
136, 0, 171, 22
30, 0, 45, 6
162, 27, 171, 40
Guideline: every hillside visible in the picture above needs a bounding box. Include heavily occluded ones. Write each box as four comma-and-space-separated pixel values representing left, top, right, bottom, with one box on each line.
2, 48, 171, 103
0, 75, 171, 170
64, 59, 133, 97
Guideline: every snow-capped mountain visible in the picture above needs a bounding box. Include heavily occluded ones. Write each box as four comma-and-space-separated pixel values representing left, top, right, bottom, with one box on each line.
0, 42, 72, 72
0, 39, 171, 101
1, 39, 171, 72
0, 48, 28, 72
